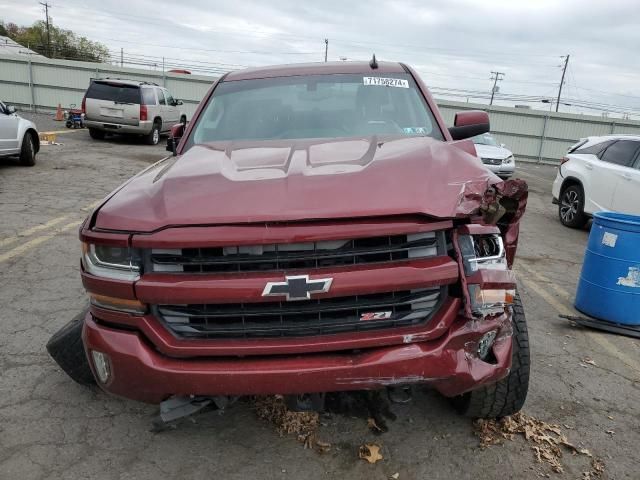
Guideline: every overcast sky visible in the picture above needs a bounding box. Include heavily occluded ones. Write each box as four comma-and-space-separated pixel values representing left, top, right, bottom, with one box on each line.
2, 0, 640, 117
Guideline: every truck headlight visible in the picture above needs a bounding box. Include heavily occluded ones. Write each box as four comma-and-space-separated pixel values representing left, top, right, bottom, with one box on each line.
81, 243, 142, 281
458, 233, 513, 316
502, 155, 514, 164
458, 234, 507, 275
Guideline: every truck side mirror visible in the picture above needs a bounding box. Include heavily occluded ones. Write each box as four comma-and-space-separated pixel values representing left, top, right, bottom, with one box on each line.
6, 105, 16, 114
448, 111, 490, 141
166, 123, 185, 155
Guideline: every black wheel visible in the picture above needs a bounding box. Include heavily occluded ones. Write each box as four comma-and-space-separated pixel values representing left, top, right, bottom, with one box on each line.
19, 131, 36, 166
452, 292, 530, 418
88, 128, 105, 140
559, 184, 588, 228
65, 120, 73, 128
46, 308, 96, 386
146, 121, 161, 145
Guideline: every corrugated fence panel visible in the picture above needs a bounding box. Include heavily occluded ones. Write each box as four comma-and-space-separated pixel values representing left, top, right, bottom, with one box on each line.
3, 54, 640, 164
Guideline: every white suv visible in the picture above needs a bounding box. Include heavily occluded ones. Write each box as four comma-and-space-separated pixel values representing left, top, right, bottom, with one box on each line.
552, 135, 640, 228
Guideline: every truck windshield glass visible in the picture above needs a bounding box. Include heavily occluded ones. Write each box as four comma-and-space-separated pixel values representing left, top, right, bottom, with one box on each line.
189, 74, 443, 144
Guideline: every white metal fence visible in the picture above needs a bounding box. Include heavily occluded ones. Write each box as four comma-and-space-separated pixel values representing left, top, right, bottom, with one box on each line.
3, 53, 640, 164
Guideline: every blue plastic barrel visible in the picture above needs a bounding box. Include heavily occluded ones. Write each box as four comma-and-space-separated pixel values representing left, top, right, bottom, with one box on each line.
575, 212, 640, 325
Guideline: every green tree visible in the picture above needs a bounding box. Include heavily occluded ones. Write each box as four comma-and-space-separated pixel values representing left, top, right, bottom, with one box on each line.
0, 19, 109, 62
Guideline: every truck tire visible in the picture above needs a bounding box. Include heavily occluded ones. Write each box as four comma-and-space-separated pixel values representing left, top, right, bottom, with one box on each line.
88, 128, 105, 140
146, 121, 161, 145
452, 292, 530, 418
19, 131, 36, 166
46, 308, 96, 386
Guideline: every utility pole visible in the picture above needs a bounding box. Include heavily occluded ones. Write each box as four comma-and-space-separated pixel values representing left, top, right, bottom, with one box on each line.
489, 71, 504, 106
324, 38, 328, 62
120, 47, 123, 67
556, 54, 570, 112
39, 2, 52, 57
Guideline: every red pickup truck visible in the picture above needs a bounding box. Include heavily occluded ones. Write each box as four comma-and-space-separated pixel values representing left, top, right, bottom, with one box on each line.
51, 60, 529, 419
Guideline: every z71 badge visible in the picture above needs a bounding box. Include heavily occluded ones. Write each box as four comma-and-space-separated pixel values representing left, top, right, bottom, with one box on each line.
360, 311, 393, 321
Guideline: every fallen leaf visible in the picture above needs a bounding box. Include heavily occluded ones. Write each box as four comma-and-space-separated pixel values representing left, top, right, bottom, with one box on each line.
359, 443, 383, 464
367, 417, 384, 433
607, 415, 614, 420
605, 430, 615, 435
473, 412, 598, 474
390, 473, 400, 479
315, 440, 331, 453
582, 357, 597, 366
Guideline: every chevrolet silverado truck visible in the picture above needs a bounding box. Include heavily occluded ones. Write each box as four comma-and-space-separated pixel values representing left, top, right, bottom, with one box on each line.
49, 60, 530, 419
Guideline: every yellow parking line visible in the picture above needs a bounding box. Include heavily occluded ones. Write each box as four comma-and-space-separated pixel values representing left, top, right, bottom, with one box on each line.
0, 198, 100, 249
41, 129, 84, 135
82, 199, 103, 211
0, 215, 70, 248
517, 262, 640, 375
0, 220, 82, 263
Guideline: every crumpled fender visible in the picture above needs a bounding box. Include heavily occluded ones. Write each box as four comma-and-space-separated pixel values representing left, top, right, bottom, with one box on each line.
454, 178, 529, 267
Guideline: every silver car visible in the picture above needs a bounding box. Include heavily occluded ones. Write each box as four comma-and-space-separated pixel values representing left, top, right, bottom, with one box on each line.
0, 101, 39, 166
472, 133, 516, 178
83, 79, 187, 145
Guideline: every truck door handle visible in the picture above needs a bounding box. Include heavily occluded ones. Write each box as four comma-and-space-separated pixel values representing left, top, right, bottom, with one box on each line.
584, 163, 593, 170
620, 173, 632, 181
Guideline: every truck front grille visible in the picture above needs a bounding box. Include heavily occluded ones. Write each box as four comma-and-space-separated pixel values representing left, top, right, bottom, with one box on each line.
154, 286, 445, 339
148, 231, 444, 274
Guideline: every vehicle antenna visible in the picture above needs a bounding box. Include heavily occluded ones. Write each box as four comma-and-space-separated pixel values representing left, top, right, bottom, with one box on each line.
369, 54, 378, 69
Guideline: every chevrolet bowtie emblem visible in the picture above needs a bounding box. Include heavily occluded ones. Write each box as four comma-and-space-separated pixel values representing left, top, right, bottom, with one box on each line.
262, 275, 333, 301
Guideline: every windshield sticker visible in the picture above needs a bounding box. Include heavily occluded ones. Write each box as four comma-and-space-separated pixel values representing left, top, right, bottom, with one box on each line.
403, 127, 427, 135
363, 77, 409, 88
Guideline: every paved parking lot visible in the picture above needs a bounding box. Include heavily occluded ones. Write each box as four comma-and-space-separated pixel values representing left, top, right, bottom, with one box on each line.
1, 115, 639, 480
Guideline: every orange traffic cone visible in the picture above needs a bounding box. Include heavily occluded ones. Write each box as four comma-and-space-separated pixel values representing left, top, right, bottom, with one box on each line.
55, 104, 64, 121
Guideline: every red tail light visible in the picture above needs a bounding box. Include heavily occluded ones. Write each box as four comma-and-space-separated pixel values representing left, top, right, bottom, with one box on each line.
560, 156, 570, 165
81, 95, 86, 114
140, 105, 148, 121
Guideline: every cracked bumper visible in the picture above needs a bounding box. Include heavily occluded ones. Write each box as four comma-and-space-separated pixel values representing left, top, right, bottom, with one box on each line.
82, 312, 513, 404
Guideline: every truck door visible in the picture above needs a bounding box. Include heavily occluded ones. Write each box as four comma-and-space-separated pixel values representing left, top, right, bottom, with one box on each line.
163, 89, 180, 128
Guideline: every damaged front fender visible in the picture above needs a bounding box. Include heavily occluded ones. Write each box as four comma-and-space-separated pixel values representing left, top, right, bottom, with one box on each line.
455, 178, 528, 267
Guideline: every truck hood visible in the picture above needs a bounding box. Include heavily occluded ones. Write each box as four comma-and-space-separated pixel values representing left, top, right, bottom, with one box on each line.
94, 136, 501, 232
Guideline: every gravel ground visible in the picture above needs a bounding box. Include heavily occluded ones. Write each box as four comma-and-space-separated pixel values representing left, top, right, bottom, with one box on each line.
1, 114, 639, 479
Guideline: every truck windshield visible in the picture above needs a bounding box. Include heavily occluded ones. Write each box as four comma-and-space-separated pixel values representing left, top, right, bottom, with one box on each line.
189, 74, 443, 144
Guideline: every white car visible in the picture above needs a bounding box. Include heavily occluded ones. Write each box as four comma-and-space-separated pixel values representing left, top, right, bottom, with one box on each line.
0, 101, 39, 166
552, 135, 640, 228
472, 133, 515, 178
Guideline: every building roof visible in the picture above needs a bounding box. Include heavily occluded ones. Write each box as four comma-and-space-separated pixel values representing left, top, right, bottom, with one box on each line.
224, 61, 406, 81
0, 36, 43, 57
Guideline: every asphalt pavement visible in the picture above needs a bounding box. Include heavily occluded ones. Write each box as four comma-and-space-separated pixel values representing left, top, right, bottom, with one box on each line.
0, 115, 638, 479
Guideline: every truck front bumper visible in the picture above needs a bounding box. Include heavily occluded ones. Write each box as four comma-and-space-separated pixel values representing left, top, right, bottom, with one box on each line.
82, 310, 513, 404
